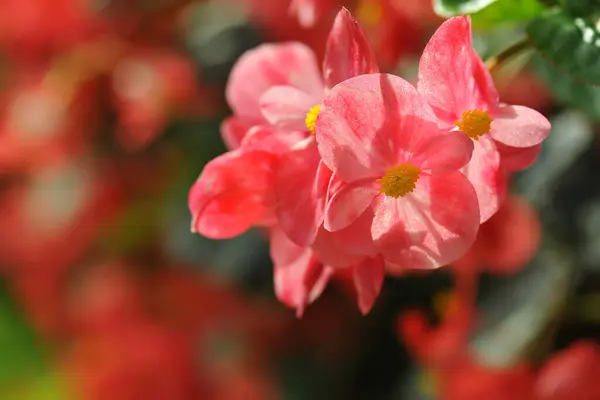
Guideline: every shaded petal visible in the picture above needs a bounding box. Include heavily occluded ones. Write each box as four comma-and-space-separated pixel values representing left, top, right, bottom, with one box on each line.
220, 117, 256, 150
271, 228, 333, 317
324, 179, 378, 231
241, 124, 306, 154
496, 142, 542, 172
189, 149, 277, 239
259, 85, 318, 130
417, 16, 498, 125
323, 7, 379, 90
312, 227, 365, 268
410, 131, 474, 173
331, 206, 378, 257
226, 43, 324, 120
461, 136, 506, 223
490, 105, 551, 148
276, 138, 331, 246
316, 73, 439, 182
372, 172, 479, 269
352, 256, 385, 314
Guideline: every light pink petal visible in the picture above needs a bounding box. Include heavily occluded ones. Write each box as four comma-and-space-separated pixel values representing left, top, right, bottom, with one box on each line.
331, 206, 378, 257
496, 142, 542, 172
312, 227, 365, 268
372, 172, 479, 269
461, 136, 507, 223
189, 149, 277, 239
490, 105, 551, 148
410, 131, 474, 173
226, 43, 324, 120
289, 0, 317, 28
271, 228, 333, 317
276, 138, 331, 246
241, 125, 306, 154
352, 256, 385, 314
316, 73, 439, 182
220, 117, 256, 150
417, 16, 499, 126
323, 7, 379, 90
259, 85, 318, 130
324, 179, 378, 232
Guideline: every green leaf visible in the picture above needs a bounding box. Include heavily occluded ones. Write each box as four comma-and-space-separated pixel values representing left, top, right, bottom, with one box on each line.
565, 0, 600, 16
434, 0, 498, 17
470, 0, 545, 29
526, 10, 600, 85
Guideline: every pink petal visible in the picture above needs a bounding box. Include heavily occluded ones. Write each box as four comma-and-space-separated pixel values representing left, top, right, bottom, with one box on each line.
271, 228, 333, 317
371, 172, 480, 269
496, 142, 542, 172
331, 206, 378, 257
220, 117, 256, 150
312, 227, 365, 268
259, 85, 317, 130
226, 43, 324, 120
490, 105, 551, 148
276, 138, 331, 246
352, 256, 385, 314
410, 131, 474, 173
316, 73, 439, 182
241, 124, 307, 154
323, 7, 379, 90
417, 16, 499, 125
289, 0, 317, 28
189, 149, 277, 239
324, 179, 378, 232
461, 136, 507, 223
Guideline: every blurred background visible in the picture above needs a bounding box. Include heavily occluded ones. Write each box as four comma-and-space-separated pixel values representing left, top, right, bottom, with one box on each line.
0, 0, 599, 399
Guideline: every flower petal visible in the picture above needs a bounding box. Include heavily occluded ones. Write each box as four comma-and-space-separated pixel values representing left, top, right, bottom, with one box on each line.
496, 142, 542, 172
276, 138, 331, 246
271, 228, 333, 317
189, 149, 277, 239
316, 73, 439, 182
324, 179, 378, 231
220, 117, 256, 150
323, 7, 379, 90
410, 131, 474, 173
312, 227, 365, 268
417, 16, 498, 125
461, 136, 506, 223
331, 206, 378, 257
241, 124, 307, 154
226, 43, 324, 120
259, 85, 318, 130
490, 105, 551, 148
352, 256, 385, 314
372, 172, 479, 269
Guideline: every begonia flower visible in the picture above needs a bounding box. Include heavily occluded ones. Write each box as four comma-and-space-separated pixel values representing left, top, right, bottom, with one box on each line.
417, 16, 551, 222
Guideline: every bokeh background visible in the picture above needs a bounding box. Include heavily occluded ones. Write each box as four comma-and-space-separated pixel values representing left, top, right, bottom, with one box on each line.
0, 0, 599, 399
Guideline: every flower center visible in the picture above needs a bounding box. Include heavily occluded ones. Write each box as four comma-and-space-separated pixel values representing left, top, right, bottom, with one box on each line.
305, 104, 320, 135
455, 109, 493, 140
376, 163, 421, 198
356, 0, 383, 26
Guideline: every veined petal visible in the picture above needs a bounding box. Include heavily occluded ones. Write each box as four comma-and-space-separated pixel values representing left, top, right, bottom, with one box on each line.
461, 136, 506, 223
410, 131, 474, 173
260, 85, 318, 130
417, 16, 499, 124
189, 149, 277, 239
276, 139, 331, 246
316, 73, 439, 182
352, 256, 385, 315
226, 42, 324, 120
324, 179, 378, 232
372, 172, 479, 269
323, 7, 379, 90
490, 105, 551, 148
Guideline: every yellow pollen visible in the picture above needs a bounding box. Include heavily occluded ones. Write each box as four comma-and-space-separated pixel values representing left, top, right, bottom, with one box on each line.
305, 104, 320, 135
455, 109, 493, 140
376, 163, 421, 198
356, 0, 383, 26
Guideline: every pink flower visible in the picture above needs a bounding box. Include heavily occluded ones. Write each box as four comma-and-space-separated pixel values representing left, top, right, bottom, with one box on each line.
315, 73, 479, 269
417, 16, 551, 222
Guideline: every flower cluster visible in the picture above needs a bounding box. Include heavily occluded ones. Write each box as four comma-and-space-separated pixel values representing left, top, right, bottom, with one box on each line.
189, 9, 551, 316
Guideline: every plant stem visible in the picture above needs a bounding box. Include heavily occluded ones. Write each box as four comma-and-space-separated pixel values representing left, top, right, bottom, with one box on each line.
485, 37, 532, 73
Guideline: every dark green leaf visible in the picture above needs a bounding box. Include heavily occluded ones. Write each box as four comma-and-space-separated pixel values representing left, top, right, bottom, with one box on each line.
527, 10, 600, 85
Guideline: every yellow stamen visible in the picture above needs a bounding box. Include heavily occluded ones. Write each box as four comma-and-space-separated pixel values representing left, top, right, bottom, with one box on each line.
376, 163, 421, 198
455, 109, 493, 141
305, 104, 320, 135
356, 0, 383, 26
